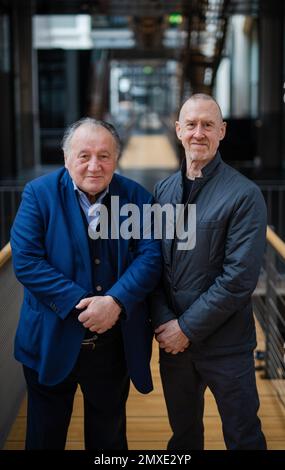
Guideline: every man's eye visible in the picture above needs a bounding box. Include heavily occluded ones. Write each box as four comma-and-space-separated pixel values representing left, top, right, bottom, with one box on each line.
79, 154, 88, 160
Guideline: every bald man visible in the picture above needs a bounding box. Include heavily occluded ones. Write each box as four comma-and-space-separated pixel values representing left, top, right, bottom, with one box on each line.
151, 94, 267, 450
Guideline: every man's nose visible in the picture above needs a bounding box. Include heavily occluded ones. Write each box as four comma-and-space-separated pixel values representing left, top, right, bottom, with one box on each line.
193, 124, 204, 138
88, 157, 100, 171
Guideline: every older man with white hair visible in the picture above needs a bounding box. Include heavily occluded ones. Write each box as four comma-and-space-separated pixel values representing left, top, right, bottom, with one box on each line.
11, 118, 161, 450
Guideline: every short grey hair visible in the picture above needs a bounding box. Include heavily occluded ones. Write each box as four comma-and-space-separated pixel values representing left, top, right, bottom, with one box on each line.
62, 117, 122, 157
179, 93, 224, 122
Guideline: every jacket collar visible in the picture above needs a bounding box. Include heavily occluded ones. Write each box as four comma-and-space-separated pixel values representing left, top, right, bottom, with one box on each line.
180, 151, 222, 180
176, 152, 222, 205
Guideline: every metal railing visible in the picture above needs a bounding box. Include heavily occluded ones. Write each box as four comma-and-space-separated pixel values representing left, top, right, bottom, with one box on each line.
253, 227, 285, 407
0, 243, 25, 448
0, 186, 24, 251
0, 178, 285, 249
259, 182, 285, 240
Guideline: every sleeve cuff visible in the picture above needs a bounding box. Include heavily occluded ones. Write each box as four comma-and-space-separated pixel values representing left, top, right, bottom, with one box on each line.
69, 292, 93, 317
110, 295, 126, 320
178, 316, 193, 341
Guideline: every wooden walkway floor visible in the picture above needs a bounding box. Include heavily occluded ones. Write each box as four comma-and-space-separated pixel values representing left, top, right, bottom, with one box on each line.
119, 135, 178, 170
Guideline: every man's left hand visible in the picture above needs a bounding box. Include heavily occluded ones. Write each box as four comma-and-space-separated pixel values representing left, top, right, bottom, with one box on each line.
155, 319, 190, 354
76, 295, 121, 334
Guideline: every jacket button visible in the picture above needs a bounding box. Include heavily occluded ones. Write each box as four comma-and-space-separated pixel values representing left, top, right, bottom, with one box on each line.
96, 285, 103, 292
94, 258, 101, 265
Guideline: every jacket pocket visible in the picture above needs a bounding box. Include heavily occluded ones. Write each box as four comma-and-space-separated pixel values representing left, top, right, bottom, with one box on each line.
17, 305, 42, 355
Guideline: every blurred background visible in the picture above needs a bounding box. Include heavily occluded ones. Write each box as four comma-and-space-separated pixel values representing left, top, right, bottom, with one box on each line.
0, 0, 285, 243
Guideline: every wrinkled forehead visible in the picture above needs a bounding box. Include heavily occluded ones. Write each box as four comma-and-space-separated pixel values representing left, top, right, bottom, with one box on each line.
179, 99, 223, 124
70, 124, 117, 152
72, 124, 111, 143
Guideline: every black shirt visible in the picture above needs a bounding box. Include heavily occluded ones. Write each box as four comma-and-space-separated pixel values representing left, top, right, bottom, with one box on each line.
182, 173, 194, 205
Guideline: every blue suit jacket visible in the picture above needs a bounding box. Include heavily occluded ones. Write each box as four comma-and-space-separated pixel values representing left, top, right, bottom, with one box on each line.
11, 168, 162, 393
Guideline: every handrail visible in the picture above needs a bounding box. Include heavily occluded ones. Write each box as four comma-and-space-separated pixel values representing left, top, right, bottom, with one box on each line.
266, 226, 285, 261
0, 242, 11, 269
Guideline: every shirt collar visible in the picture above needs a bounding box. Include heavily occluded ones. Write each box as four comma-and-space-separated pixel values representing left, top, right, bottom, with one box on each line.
72, 180, 109, 206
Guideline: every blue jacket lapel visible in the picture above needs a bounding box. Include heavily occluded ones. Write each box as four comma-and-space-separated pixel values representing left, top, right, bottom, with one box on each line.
60, 169, 93, 291
108, 174, 129, 278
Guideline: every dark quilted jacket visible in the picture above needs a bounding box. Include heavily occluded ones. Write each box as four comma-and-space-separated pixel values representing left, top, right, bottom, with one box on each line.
151, 152, 267, 356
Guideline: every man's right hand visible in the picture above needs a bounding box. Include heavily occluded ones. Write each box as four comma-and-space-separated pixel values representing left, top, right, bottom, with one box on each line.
155, 319, 190, 354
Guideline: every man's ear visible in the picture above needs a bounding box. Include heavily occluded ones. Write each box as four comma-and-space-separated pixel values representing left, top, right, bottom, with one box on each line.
64, 154, 68, 168
175, 121, 182, 140
219, 121, 227, 141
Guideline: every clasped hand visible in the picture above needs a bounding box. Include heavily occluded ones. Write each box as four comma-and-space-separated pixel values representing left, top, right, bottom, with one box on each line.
155, 319, 190, 354
76, 295, 121, 334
